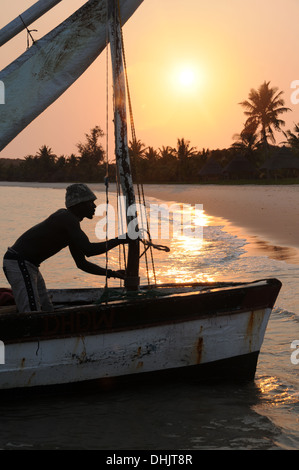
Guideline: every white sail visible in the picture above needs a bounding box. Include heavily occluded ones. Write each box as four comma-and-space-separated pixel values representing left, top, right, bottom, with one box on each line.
0, 0, 64, 47
0, 0, 143, 152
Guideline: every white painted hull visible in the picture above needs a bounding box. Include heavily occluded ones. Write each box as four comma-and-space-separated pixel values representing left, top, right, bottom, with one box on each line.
0, 308, 271, 390
0, 279, 281, 391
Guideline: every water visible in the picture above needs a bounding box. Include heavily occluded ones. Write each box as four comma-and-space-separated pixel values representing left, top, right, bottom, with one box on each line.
0, 182, 298, 450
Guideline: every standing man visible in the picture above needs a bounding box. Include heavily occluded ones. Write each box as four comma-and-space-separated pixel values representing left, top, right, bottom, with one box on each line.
3, 183, 128, 313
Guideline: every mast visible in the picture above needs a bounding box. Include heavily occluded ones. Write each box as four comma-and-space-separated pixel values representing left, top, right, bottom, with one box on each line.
108, 0, 140, 291
0, 0, 64, 47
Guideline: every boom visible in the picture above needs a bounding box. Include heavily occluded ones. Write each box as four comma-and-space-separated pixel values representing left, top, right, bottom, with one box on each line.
0, 0, 64, 47
0, 0, 143, 152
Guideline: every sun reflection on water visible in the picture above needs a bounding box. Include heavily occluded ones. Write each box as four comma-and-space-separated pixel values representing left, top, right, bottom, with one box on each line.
154, 264, 216, 284
256, 376, 299, 407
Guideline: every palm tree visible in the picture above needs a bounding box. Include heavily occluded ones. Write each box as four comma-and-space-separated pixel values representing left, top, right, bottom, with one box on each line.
66, 154, 79, 181
157, 146, 177, 182
67, 153, 79, 167
283, 122, 299, 154
176, 138, 197, 160
158, 146, 176, 160
176, 138, 197, 181
128, 139, 146, 160
231, 125, 260, 164
35, 145, 57, 179
36, 145, 56, 163
128, 139, 146, 181
144, 146, 158, 162
239, 81, 291, 150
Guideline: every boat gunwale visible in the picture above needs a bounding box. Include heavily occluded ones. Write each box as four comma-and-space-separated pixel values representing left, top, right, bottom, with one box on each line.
0, 278, 282, 345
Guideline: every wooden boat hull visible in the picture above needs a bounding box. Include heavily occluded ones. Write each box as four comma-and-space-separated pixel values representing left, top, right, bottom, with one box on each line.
0, 279, 281, 391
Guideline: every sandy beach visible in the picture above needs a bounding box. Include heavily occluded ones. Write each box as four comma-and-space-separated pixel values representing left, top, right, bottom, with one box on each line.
144, 184, 299, 261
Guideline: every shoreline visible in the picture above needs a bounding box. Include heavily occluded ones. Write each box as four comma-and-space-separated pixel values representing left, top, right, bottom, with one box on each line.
1, 181, 299, 264
143, 183, 299, 265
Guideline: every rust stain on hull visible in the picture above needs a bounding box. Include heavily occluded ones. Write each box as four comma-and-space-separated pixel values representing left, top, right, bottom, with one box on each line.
197, 337, 204, 364
246, 312, 255, 351
27, 372, 36, 386
247, 312, 255, 336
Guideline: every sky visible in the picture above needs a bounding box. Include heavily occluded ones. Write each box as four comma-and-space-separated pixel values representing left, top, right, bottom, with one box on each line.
1, 0, 299, 160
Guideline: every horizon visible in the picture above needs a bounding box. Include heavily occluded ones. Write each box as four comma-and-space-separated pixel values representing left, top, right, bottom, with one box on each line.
1, 0, 299, 160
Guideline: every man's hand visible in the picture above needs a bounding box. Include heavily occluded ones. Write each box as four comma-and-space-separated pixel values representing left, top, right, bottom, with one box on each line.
118, 233, 130, 244
107, 269, 126, 279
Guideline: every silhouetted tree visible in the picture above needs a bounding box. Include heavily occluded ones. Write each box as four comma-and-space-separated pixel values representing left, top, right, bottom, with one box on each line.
239, 81, 291, 151
283, 122, 299, 154
128, 139, 146, 181
176, 137, 197, 181
154, 146, 176, 182
76, 126, 105, 181
231, 124, 261, 165
158, 146, 176, 160
66, 153, 79, 181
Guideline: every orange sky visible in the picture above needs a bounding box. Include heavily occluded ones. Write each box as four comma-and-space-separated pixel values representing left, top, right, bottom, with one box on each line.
1, 0, 299, 160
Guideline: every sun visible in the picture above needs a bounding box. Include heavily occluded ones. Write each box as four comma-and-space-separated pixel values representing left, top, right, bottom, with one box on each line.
171, 63, 203, 94
178, 68, 196, 88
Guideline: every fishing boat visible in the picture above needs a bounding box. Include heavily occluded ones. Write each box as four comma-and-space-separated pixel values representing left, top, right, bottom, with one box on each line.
0, 0, 281, 392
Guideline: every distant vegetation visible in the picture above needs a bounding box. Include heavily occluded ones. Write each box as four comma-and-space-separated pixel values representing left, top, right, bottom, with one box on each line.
1, 82, 299, 184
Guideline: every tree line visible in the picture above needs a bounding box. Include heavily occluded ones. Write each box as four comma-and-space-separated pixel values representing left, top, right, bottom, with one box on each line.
1, 81, 299, 183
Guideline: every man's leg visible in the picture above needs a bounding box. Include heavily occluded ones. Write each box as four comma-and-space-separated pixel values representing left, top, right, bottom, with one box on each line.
3, 259, 41, 312
37, 270, 54, 311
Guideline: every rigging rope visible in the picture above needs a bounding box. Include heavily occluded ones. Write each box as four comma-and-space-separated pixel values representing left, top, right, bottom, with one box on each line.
116, 0, 159, 285
19, 15, 37, 49
104, 1, 170, 289
104, 2, 111, 289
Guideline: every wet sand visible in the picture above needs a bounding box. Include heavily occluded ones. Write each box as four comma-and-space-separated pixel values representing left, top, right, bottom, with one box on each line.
144, 184, 299, 263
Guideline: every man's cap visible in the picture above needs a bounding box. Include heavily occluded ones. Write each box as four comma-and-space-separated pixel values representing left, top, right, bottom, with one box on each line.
65, 184, 97, 208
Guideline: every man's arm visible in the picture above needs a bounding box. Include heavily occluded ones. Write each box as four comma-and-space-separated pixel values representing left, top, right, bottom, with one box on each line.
66, 214, 128, 257
69, 244, 125, 279
85, 237, 128, 258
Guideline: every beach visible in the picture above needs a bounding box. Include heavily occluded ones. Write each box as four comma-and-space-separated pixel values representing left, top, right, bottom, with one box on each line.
1, 181, 298, 264
144, 184, 299, 262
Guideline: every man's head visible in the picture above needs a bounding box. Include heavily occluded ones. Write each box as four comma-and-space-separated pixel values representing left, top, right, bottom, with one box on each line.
65, 184, 97, 219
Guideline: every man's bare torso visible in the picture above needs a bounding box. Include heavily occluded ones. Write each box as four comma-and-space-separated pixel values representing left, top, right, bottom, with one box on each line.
11, 209, 82, 266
